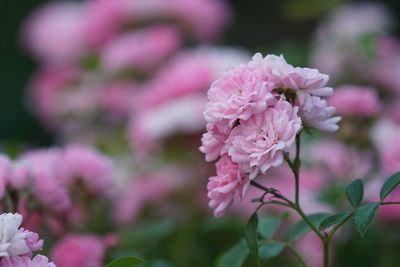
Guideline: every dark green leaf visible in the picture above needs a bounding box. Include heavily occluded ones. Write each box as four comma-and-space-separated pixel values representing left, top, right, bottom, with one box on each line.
380, 172, 400, 201
346, 179, 364, 207
106, 256, 147, 267
217, 240, 249, 267
288, 213, 329, 241
258, 215, 281, 239
245, 212, 259, 265
259, 242, 285, 261
353, 202, 380, 238
319, 211, 351, 230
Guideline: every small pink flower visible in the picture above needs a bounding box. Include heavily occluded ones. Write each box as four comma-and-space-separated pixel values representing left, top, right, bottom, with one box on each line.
329, 85, 381, 116
0, 255, 56, 267
51, 235, 105, 267
200, 122, 231, 162
298, 93, 341, 132
101, 25, 182, 72
205, 64, 275, 126
207, 155, 249, 217
227, 99, 302, 178
23, 2, 86, 63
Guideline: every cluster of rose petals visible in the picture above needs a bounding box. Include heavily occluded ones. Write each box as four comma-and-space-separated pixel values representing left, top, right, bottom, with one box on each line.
0, 255, 56, 267
50, 235, 105, 267
201, 53, 340, 216
329, 85, 381, 116
0, 214, 42, 258
207, 155, 249, 217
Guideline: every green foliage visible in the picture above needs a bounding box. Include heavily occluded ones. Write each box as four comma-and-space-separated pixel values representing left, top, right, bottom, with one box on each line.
319, 211, 351, 230
245, 212, 259, 265
380, 172, 400, 201
346, 179, 364, 207
258, 215, 281, 239
353, 203, 380, 238
259, 242, 286, 261
106, 256, 147, 267
216, 240, 249, 267
288, 213, 329, 241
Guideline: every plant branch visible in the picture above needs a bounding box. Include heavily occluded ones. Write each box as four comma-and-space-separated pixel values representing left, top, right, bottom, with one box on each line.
381, 201, 400, 205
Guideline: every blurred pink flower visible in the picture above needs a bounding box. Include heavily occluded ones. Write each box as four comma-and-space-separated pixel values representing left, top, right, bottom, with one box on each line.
85, 0, 230, 45
372, 36, 400, 93
307, 139, 371, 180
59, 144, 114, 195
23, 2, 87, 63
101, 25, 182, 72
227, 99, 302, 179
0, 213, 42, 257
19, 149, 71, 215
19, 150, 71, 212
329, 85, 381, 116
0, 255, 56, 267
51, 235, 105, 267
100, 82, 139, 119
207, 155, 249, 217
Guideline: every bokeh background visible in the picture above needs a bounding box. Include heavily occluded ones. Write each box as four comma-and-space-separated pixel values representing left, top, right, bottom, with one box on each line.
2, 1, 400, 267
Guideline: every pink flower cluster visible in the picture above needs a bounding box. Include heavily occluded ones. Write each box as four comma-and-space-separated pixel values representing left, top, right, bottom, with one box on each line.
0, 213, 55, 267
201, 53, 340, 216
0, 145, 113, 232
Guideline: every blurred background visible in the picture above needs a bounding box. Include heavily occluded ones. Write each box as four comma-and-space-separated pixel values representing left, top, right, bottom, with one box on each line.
2, 0, 400, 266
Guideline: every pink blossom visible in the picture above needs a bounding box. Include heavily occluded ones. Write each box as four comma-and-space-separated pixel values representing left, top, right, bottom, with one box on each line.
200, 122, 231, 162
50, 235, 105, 267
59, 145, 114, 195
207, 155, 249, 217
298, 94, 341, 132
19, 150, 71, 212
328, 85, 381, 116
0, 255, 56, 267
227, 99, 302, 179
85, 0, 230, 44
101, 25, 182, 72
307, 139, 372, 180
23, 2, 86, 63
205, 64, 275, 126
250, 53, 333, 97
0, 213, 42, 257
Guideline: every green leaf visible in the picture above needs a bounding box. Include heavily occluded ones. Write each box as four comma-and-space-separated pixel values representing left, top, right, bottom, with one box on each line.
106, 256, 147, 267
346, 179, 364, 207
353, 202, 380, 238
319, 211, 351, 230
217, 240, 249, 267
380, 172, 400, 201
258, 215, 281, 239
259, 242, 285, 261
288, 213, 329, 241
245, 212, 259, 265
